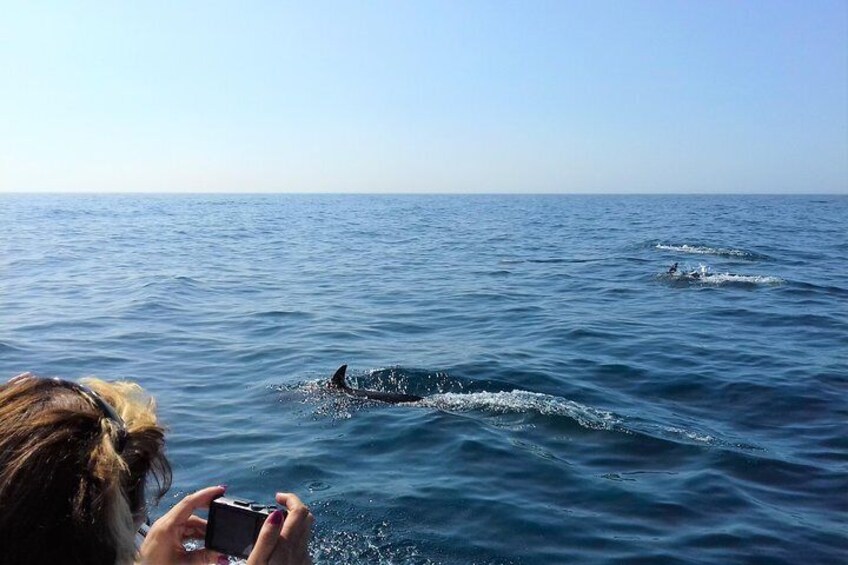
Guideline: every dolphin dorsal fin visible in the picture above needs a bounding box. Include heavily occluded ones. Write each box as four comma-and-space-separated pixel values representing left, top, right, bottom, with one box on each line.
330, 365, 348, 389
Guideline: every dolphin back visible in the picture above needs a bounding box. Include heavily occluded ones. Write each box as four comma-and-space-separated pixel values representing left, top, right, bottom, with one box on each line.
330, 365, 349, 389
328, 364, 423, 403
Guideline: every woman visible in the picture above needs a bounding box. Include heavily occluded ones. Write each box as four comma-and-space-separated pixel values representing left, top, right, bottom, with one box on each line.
0, 373, 313, 565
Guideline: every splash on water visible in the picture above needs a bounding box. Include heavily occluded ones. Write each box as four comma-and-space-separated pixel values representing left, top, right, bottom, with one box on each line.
655, 243, 766, 260
693, 273, 783, 285
663, 263, 783, 286
418, 390, 621, 431
283, 379, 740, 451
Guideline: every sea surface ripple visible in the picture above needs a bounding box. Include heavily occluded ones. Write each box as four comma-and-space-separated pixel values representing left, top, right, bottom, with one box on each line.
2, 194, 846, 564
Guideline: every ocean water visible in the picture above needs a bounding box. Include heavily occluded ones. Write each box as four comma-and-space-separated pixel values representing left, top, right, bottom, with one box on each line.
1, 194, 846, 564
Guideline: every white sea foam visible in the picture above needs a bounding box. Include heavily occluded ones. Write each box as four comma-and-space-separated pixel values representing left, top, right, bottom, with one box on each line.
418, 390, 621, 431
666, 263, 783, 285
694, 273, 783, 285
293, 382, 733, 448
656, 243, 755, 258
662, 426, 716, 444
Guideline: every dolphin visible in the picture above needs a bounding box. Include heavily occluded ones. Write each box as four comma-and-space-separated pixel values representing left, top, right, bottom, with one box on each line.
328, 365, 423, 404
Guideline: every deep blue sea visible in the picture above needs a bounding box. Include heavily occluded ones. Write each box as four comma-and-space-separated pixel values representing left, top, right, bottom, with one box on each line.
2, 194, 847, 564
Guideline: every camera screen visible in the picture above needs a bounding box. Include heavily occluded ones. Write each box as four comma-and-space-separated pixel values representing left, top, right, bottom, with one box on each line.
208, 504, 262, 558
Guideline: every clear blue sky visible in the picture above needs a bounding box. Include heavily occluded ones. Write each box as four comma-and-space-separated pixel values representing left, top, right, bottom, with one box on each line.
2, 1, 846, 193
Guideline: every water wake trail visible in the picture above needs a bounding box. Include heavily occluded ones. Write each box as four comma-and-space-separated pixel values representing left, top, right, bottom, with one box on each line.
662, 266, 783, 286
655, 243, 767, 260
418, 390, 621, 430
288, 381, 756, 451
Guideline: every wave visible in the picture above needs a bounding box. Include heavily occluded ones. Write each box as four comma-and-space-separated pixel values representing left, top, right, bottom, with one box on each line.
693, 273, 782, 285
416, 391, 757, 449
498, 257, 607, 265
286, 380, 752, 451
252, 309, 313, 320
418, 390, 621, 430
664, 271, 783, 286
140, 275, 203, 289
0, 340, 26, 354
655, 243, 767, 260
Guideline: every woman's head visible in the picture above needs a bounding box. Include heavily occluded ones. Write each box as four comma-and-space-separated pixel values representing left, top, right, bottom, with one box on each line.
0, 374, 171, 565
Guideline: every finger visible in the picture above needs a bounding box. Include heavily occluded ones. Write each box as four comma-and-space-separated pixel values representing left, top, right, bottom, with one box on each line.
275, 492, 306, 511
164, 486, 226, 526
185, 515, 207, 529
246, 509, 285, 565
183, 548, 225, 565
181, 515, 208, 540
290, 515, 313, 564
274, 492, 311, 519
296, 511, 315, 548
275, 493, 311, 541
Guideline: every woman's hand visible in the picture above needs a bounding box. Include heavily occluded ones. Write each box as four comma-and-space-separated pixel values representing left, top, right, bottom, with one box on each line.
139, 485, 226, 565
247, 492, 314, 565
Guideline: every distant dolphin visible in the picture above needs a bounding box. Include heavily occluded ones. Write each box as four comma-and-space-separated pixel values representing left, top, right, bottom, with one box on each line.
328, 365, 423, 404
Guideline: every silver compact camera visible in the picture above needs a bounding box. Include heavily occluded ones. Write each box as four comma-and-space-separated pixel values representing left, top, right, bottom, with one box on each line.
205, 496, 282, 558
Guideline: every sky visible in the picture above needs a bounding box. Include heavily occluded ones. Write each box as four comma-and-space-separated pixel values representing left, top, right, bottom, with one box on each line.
1, 0, 846, 193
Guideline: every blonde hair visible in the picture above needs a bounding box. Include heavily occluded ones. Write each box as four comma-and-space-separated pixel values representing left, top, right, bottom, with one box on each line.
0, 375, 172, 565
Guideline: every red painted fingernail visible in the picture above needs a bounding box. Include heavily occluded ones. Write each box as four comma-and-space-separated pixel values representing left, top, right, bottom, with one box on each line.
269, 509, 283, 525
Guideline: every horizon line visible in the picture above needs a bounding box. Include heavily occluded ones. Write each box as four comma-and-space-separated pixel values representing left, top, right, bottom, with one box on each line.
1, 191, 846, 197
